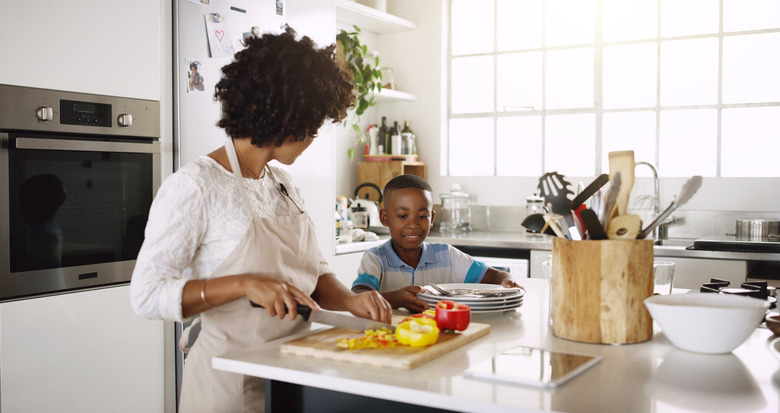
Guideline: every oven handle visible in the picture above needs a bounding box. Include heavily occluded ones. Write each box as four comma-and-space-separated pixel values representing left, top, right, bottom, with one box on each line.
14, 137, 160, 154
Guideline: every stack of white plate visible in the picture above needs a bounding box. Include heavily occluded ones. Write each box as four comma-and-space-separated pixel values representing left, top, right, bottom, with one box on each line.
417, 283, 525, 313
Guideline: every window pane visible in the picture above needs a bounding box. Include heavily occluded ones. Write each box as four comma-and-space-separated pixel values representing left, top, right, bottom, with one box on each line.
723, 33, 780, 104
545, 0, 595, 47
497, 52, 543, 111
660, 38, 718, 106
545, 47, 594, 109
603, 43, 657, 109
661, 0, 719, 37
449, 118, 495, 176
451, 56, 494, 114
497, 116, 542, 176
452, 0, 494, 55
498, 0, 543, 50
603, 0, 658, 42
602, 112, 657, 176
544, 114, 596, 176
722, 107, 780, 177
724, 0, 780, 32
659, 109, 717, 176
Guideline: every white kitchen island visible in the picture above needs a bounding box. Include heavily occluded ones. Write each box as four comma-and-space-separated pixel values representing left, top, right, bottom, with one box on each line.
212, 279, 780, 413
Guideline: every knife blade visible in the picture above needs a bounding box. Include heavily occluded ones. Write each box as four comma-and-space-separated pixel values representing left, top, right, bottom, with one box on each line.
249, 301, 395, 332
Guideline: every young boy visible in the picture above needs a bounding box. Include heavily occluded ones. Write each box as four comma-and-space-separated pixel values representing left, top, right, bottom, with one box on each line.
351, 175, 520, 312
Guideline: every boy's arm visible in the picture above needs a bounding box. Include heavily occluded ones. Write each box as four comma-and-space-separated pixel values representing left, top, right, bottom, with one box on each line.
352, 285, 430, 313
481, 267, 521, 288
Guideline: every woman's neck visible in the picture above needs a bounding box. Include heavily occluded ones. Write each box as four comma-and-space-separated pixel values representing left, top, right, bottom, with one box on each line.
233, 138, 270, 179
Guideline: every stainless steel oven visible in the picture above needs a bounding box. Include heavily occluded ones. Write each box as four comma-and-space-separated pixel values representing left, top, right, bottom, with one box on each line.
0, 84, 161, 302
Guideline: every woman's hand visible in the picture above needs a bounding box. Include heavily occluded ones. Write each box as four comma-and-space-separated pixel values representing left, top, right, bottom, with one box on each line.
243, 275, 319, 321
343, 290, 393, 325
384, 286, 429, 313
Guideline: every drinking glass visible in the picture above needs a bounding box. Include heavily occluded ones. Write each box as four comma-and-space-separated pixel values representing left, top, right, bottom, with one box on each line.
653, 261, 675, 295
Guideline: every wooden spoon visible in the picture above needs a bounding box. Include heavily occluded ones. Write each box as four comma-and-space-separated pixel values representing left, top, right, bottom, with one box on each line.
608, 150, 635, 216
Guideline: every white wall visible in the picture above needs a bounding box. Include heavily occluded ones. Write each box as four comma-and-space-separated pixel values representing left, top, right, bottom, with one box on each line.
343, 0, 780, 214
0, 1, 173, 411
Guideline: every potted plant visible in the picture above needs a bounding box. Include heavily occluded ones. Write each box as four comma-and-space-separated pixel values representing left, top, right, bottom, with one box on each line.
337, 25, 383, 160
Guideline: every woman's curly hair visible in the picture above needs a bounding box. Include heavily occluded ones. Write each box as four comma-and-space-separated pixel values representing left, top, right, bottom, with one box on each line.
214, 26, 354, 147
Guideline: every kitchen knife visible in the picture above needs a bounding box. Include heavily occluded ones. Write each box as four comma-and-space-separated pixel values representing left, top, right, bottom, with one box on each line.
249, 301, 395, 332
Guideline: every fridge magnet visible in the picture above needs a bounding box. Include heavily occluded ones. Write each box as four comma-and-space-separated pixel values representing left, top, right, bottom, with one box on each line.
276, 0, 286, 17
204, 13, 236, 58
186, 60, 205, 93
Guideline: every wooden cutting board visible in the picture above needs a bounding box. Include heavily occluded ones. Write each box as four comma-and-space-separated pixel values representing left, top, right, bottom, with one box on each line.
281, 320, 490, 369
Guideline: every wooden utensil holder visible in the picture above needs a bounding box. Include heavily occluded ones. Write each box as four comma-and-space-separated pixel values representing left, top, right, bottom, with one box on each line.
551, 237, 654, 344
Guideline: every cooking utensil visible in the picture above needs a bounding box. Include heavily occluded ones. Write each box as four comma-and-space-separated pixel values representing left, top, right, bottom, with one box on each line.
543, 213, 567, 238
606, 214, 641, 240
570, 174, 610, 210
250, 302, 395, 332
733, 219, 780, 241
600, 172, 622, 229
537, 172, 575, 238
608, 151, 635, 216
581, 208, 608, 240
638, 175, 702, 239
521, 213, 556, 235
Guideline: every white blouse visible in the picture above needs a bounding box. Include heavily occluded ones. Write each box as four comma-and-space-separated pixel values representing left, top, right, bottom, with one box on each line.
130, 156, 331, 322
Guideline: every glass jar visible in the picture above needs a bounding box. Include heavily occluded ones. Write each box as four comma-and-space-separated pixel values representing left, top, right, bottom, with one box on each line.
350, 206, 369, 230
439, 184, 471, 232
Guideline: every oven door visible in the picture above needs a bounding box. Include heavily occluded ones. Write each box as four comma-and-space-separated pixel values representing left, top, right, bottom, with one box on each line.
0, 134, 161, 302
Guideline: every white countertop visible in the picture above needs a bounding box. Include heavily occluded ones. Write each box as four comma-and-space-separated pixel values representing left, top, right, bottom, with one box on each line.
213, 279, 780, 413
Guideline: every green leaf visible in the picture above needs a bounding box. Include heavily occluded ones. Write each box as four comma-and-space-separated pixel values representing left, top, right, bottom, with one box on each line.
347, 147, 356, 161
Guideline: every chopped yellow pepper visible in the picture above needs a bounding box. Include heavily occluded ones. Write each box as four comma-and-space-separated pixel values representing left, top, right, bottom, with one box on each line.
395, 317, 440, 347
336, 328, 398, 349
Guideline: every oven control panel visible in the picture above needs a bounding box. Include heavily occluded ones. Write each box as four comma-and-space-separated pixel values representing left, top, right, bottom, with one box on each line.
59, 99, 112, 127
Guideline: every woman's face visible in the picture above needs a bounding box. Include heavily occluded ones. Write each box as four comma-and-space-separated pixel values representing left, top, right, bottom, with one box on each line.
273, 134, 315, 165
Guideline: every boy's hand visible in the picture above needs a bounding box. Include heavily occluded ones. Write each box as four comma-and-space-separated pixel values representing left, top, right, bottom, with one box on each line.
500, 278, 521, 289
385, 286, 429, 313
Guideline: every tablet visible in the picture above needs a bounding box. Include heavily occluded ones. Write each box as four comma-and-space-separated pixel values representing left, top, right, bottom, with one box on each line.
463, 346, 602, 389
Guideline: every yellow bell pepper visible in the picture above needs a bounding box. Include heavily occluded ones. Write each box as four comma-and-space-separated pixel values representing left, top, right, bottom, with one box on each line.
395, 317, 440, 347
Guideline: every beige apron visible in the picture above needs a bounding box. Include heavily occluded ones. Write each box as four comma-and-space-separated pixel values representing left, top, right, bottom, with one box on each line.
178, 138, 320, 413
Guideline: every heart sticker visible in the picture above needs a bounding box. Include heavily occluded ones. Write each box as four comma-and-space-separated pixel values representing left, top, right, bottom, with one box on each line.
215, 30, 225, 42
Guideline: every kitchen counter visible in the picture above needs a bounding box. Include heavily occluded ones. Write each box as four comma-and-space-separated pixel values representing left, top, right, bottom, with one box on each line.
338, 229, 780, 262
426, 229, 780, 262
213, 279, 780, 412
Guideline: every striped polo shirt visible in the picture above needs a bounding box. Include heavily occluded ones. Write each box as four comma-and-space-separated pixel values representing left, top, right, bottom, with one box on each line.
352, 240, 488, 293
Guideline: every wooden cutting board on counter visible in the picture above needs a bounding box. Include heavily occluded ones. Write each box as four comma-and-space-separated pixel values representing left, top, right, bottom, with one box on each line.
281, 320, 490, 369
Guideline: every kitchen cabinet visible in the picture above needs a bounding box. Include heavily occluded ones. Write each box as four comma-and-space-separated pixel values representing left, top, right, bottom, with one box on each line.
357, 160, 426, 203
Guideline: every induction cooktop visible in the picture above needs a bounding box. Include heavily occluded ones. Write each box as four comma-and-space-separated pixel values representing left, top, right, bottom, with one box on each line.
692, 235, 780, 253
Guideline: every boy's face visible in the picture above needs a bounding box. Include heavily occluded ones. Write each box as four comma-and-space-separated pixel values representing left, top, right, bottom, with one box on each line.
380, 188, 435, 252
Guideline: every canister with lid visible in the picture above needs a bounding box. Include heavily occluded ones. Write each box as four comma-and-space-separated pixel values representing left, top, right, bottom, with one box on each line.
439, 184, 472, 232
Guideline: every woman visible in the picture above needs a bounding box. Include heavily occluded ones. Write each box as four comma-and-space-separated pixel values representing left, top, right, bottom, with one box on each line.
130, 26, 392, 412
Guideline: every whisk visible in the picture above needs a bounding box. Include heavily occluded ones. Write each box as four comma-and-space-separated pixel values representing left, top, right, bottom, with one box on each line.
628, 194, 658, 228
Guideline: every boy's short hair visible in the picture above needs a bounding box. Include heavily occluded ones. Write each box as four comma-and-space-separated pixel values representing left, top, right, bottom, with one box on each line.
383, 174, 432, 201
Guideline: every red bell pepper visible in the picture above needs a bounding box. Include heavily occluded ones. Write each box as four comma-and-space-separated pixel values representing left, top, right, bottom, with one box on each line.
435, 300, 471, 332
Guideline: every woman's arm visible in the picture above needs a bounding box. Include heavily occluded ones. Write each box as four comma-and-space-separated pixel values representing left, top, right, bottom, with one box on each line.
312, 273, 392, 324
183, 274, 319, 320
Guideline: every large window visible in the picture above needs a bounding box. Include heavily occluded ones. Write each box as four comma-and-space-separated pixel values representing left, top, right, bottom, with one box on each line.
447, 0, 780, 177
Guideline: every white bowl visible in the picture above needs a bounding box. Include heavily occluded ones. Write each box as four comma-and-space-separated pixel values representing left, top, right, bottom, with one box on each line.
644, 293, 769, 354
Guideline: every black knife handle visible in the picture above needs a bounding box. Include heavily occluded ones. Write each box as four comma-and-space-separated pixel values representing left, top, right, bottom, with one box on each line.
570, 173, 609, 209
249, 301, 313, 321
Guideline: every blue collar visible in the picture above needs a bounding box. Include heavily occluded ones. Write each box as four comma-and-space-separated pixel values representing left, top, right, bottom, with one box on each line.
382, 240, 437, 269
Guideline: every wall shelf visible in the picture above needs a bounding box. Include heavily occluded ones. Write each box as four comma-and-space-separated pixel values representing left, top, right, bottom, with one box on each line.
375, 88, 416, 103
335, 0, 416, 34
